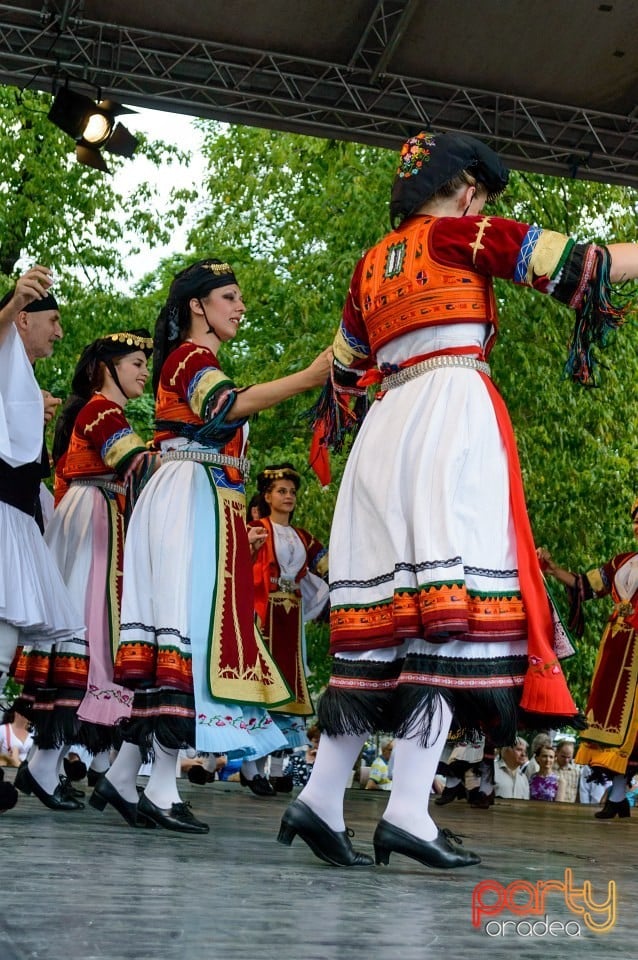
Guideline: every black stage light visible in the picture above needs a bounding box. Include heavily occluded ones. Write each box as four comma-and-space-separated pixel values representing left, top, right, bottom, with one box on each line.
48, 86, 139, 172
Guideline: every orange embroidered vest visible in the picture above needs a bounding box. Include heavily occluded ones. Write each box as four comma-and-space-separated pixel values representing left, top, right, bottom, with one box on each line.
359, 216, 497, 353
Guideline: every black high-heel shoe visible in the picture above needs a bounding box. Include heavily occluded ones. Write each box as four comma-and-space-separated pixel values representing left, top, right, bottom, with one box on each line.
0, 770, 18, 813
240, 770, 276, 797
59, 776, 86, 800
434, 782, 467, 806
594, 797, 630, 819
87, 768, 107, 788
137, 793, 210, 834
14, 762, 84, 811
89, 776, 155, 828
277, 798, 373, 866
373, 819, 481, 869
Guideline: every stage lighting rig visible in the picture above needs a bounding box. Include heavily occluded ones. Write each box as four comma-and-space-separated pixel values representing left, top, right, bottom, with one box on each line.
48, 85, 139, 172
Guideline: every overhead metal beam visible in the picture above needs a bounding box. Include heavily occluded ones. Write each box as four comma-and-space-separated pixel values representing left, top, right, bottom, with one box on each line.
1, 4, 638, 186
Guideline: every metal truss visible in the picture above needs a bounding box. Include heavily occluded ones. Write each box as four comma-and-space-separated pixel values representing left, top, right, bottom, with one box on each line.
2, 1, 638, 186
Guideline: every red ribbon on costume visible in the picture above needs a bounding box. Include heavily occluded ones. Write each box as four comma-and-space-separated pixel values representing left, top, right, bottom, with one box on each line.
309, 417, 332, 487
478, 371, 578, 717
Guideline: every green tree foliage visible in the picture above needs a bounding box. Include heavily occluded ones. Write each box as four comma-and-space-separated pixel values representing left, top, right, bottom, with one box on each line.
0, 83, 194, 435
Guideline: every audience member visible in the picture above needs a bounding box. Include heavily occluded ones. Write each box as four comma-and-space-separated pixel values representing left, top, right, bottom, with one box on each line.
0, 709, 33, 767
554, 738, 581, 802
524, 733, 552, 781
494, 738, 530, 799
366, 739, 394, 791
529, 745, 561, 801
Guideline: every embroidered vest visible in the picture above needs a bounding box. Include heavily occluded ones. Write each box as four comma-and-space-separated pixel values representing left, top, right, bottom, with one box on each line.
359, 216, 498, 354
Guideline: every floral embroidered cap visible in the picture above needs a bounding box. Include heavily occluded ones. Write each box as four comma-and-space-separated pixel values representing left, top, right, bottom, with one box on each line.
389, 130, 509, 227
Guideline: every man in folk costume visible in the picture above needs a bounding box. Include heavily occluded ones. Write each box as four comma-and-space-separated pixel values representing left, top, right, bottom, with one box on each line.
280, 129, 638, 869
0, 266, 84, 811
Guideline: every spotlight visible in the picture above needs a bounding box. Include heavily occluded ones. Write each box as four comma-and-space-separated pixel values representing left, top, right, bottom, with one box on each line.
48, 86, 139, 172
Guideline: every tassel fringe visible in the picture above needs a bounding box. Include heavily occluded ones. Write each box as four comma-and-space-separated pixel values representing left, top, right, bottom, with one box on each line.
564, 247, 628, 386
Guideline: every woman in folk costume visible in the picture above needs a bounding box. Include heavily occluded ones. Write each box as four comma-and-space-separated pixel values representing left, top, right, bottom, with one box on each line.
279, 129, 638, 870
247, 463, 328, 795
13, 331, 152, 811
539, 500, 638, 819
92, 259, 332, 833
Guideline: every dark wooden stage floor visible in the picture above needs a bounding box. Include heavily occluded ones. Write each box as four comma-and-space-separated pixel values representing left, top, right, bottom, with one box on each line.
0, 772, 633, 960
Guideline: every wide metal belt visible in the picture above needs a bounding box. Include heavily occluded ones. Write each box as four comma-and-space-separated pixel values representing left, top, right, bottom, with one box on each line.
163, 448, 251, 480
380, 354, 491, 391
70, 478, 126, 495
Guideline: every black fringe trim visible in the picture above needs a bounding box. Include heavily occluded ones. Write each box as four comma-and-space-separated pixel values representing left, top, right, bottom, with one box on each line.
30, 705, 81, 750
317, 682, 521, 748
116, 716, 196, 764
317, 686, 393, 737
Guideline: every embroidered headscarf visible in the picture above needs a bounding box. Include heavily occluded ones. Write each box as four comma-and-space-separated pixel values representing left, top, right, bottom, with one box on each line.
389, 130, 509, 227
153, 259, 239, 394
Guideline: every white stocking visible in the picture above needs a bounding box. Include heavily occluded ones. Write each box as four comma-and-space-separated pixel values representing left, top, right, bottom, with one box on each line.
90, 750, 111, 774
144, 738, 181, 808
609, 773, 627, 803
28, 745, 65, 795
104, 741, 143, 803
382, 696, 453, 842
298, 732, 369, 832
479, 760, 494, 796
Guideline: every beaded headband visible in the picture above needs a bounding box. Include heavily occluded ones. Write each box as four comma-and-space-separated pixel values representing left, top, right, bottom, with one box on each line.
106, 332, 153, 350
261, 468, 300, 482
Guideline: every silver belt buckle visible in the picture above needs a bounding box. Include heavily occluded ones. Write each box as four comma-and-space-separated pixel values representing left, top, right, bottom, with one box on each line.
278, 576, 297, 593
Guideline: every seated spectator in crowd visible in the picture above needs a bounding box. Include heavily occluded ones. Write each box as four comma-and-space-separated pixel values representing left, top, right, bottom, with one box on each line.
524, 733, 552, 781
289, 724, 321, 788
494, 737, 530, 799
553, 738, 581, 802
529, 745, 561, 801
578, 763, 610, 805
365, 738, 394, 791
0, 709, 33, 768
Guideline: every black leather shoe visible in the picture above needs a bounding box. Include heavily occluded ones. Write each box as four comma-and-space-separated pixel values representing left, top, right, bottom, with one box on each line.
0, 780, 18, 813
14, 762, 84, 811
434, 782, 467, 806
137, 793, 210, 833
270, 774, 293, 794
87, 768, 107, 788
59, 776, 86, 800
89, 776, 155, 828
468, 788, 495, 809
277, 798, 373, 867
240, 770, 276, 796
373, 819, 481, 869
187, 765, 214, 785
595, 797, 630, 819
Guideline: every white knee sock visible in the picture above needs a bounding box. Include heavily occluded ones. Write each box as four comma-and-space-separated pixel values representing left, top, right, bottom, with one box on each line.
298, 732, 368, 832
105, 741, 143, 803
241, 759, 259, 780
28, 746, 66, 795
445, 775, 462, 789
382, 697, 453, 842
90, 750, 111, 774
144, 738, 181, 808
269, 755, 286, 777
479, 760, 494, 795
609, 773, 627, 803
